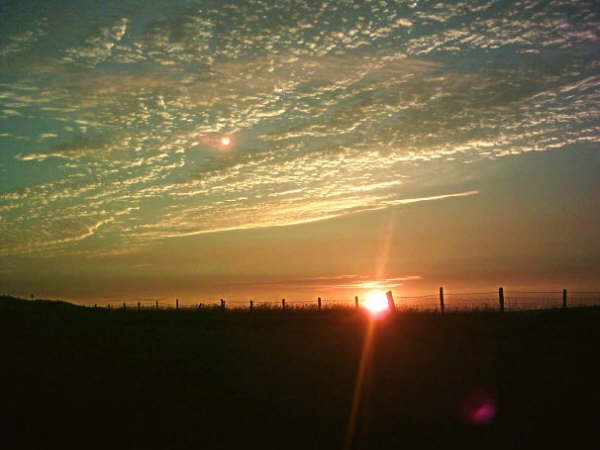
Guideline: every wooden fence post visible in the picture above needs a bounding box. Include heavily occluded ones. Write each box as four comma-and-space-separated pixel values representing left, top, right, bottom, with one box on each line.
249, 300, 254, 311
220, 298, 226, 309
107, 304, 111, 310
439, 287, 445, 314
562, 289, 567, 309
122, 302, 127, 310
355, 296, 359, 309
386, 291, 396, 312
176, 299, 179, 310
137, 301, 141, 311
155, 300, 159, 310
317, 297, 322, 310
282, 298, 286, 310
499, 287, 504, 312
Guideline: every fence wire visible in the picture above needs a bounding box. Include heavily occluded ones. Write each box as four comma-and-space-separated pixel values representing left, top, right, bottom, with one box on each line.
97, 289, 600, 312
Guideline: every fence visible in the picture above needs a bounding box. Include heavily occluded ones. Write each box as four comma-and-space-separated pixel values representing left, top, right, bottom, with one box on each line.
96, 288, 600, 312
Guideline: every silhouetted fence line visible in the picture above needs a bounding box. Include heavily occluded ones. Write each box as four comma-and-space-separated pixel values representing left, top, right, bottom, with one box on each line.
96, 288, 600, 312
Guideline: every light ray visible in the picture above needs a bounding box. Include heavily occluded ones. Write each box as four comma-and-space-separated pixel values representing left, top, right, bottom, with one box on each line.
344, 316, 376, 450
374, 208, 397, 281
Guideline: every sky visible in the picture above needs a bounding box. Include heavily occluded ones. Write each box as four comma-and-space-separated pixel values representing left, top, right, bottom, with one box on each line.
1, 0, 599, 306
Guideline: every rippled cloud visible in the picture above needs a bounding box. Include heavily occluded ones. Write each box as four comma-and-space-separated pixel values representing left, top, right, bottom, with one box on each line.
1, 0, 598, 256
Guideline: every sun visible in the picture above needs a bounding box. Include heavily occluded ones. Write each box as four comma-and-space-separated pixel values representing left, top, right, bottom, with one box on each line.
363, 291, 389, 315
220, 136, 231, 146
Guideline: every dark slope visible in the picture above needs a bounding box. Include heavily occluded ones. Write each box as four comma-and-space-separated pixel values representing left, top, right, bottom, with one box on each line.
1, 301, 598, 450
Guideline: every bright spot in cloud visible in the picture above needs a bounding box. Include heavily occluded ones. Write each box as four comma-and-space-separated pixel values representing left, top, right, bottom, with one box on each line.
220, 136, 231, 147
363, 291, 389, 315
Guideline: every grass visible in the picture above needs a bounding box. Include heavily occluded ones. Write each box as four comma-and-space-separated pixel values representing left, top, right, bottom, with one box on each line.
1, 295, 598, 449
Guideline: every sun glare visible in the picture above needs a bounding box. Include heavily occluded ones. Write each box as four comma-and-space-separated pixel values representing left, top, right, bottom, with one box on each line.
220, 136, 231, 146
363, 291, 389, 315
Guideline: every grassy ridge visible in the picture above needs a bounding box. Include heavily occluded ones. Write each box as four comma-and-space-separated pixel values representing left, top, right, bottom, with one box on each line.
1, 296, 598, 449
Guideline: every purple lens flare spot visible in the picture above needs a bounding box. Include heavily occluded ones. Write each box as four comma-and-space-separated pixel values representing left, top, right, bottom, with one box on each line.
461, 388, 497, 425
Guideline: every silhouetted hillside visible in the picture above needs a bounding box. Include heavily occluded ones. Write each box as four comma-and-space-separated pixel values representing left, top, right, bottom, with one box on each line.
1, 300, 598, 450
0, 295, 81, 311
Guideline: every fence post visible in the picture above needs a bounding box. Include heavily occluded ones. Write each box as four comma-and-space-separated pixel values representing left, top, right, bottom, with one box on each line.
137, 301, 141, 311
318, 297, 322, 310
355, 296, 359, 309
386, 291, 396, 312
439, 287, 445, 314
155, 300, 159, 310
122, 302, 127, 310
499, 287, 504, 312
220, 298, 226, 309
107, 304, 111, 310
250, 300, 254, 311
562, 289, 567, 309
282, 298, 286, 310
176, 299, 179, 310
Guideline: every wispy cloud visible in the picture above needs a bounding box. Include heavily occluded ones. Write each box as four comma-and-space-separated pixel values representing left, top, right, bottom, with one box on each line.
384, 190, 479, 206
233, 274, 422, 292
1, 0, 598, 258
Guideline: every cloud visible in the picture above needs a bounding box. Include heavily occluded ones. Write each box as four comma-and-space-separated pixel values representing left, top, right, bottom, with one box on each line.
0, 18, 48, 58
334, 276, 423, 290
384, 190, 479, 206
62, 18, 130, 67
0, 216, 114, 256
130, 189, 479, 241
0, 0, 598, 258
233, 274, 422, 293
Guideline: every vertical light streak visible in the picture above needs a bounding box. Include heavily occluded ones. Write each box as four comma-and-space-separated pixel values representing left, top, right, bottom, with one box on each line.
344, 317, 376, 450
374, 209, 396, 281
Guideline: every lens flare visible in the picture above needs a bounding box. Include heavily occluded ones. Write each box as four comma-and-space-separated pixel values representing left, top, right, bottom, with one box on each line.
344, 315, 376, 450
220, 136, 231, 146
460, 388, 497, 425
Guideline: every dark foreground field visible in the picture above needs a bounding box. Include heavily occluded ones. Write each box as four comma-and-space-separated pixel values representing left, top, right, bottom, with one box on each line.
1, 297, 598, 450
